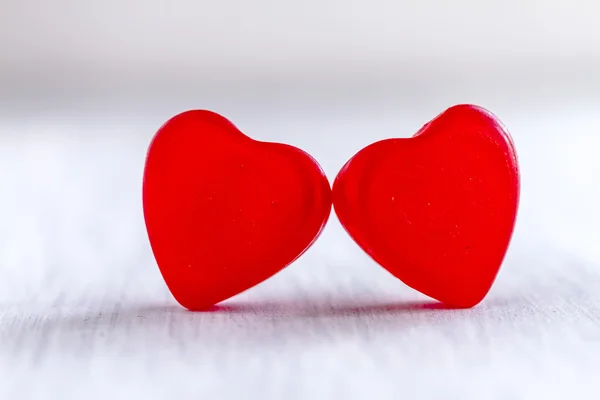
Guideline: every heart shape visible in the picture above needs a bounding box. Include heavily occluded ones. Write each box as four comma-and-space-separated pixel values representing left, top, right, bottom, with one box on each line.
333, 104, 520, 308
143, 110, 332, 310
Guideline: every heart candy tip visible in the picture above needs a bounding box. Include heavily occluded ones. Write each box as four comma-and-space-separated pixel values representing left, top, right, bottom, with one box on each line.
432, 294, 486, 309
439, 301, 480, 310
169, 292, 228, 312
185, 306, 218, 313
180, 301, 223, 312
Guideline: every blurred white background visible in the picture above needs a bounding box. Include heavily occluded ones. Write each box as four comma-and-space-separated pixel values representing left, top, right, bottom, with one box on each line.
1, 1, 600, 399
2, 0, 600, 108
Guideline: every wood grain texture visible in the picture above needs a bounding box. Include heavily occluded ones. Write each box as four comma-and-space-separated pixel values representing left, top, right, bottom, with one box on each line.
1, 105, 600, 399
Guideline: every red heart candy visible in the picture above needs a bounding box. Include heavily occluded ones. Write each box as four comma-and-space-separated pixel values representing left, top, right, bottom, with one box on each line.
143, 110, 332, 310
333, 104, 520, 308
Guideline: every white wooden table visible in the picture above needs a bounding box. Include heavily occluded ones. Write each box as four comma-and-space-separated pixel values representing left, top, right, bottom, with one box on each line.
2, 102, 600, 399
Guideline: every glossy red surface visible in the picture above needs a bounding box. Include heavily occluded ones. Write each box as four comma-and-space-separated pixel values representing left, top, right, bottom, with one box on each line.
333, 104, 520, 308
143, 110, 332, 310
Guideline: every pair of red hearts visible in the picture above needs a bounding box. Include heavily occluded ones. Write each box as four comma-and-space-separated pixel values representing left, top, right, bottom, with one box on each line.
143, 104, 520, 311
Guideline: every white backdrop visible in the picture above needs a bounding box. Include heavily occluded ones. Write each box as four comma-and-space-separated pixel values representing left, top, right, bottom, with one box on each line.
1, 1, 600, 399
2, 0, 600, 98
